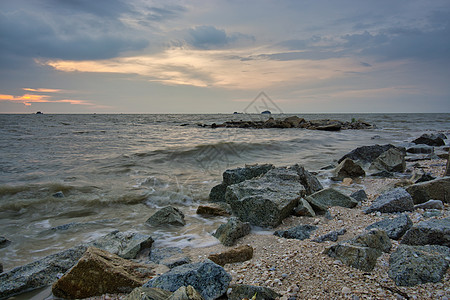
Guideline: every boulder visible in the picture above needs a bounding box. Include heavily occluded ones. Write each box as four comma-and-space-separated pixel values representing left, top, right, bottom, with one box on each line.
213, 217, 251, 247
412, 133, 446, 146
338, 144, 397, 164
149, 247, 191, 269
370, 148, 406, 172
389, 244, 450, 286
312, 228, 346, 243
324, 230, 390, 272
409, 171, 435, 184
289, 164, 323, 195
170, 285, 204, 300
405, 177, 450, 204
332, 158, 365, 180
414, 199, 444, 210
350, 229, 392, 253
146, 206, 185, 227
89, 230, 154, 259
274, 224, 317, 240
144, 260, 232, 300
305, 188, 358, 210
350, 189, 368, 202
0, 245, 88, 299
225, 168, 305, 227
366, 214, 413, 240
52, 247, 153, 299
227, 284, 281, 300
0, 236, 11, 249
125, 287, 172, 300
406, 145, 434, 154
196, 203, 231, 217
363, 188, 414, 214
324, 243, 382, 272
208, 245, 253, 266
283, 116, 305, 127
401, 217, 450, 247
209, 164, 274, 202
293, 198, 316, 217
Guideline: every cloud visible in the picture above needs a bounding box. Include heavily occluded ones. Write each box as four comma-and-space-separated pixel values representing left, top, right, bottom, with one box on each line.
0, 88, 95, 106
187, 25, 254, 49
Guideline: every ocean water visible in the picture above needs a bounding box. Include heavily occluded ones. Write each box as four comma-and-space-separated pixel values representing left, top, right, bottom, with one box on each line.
1, 113, 449, 270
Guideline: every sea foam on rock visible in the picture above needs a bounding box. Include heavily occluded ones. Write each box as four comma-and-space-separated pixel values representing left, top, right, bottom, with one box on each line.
146, 206, 186, 227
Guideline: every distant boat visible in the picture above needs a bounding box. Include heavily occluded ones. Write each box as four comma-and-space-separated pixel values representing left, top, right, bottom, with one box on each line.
36, 111, 43, 114
261, 110, 271, 114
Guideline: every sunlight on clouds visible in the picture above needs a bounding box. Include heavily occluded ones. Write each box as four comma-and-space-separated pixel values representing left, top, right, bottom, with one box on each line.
0, 91, 95, 107
38, 48, 370, 90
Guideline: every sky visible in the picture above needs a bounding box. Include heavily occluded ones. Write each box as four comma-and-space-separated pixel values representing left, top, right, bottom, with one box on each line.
1, 0, 449, 113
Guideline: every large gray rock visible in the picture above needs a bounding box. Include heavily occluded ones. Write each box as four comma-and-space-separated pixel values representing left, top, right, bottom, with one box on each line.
305, 188, 358, 210
405, 177, 450, 204
227, 284, 281, 300
52, 247, 152, 299
324, 243, 382, 272
338, 144, 397, 164
209, 164, 274, 202
274, 224, 317, 240
350, 189, 368, 202
370, 148, 406, 173
412, 133, 446, 146
0, 245, 88, 299
389, 244, 450, 286
363, 188, 414, 214
332, 158, 365, 180
288, 164, 324, 195
89, 230, 154, 259
293, 198, 316, 217
366, 214, 413, 240
213, 217, 251, 247
324, 230, 391, 272
144, 260, 232, 300
401, 217, 450, 247
414, 199, 444, 210
225, 168, 304, 227
146, 206, 186, 227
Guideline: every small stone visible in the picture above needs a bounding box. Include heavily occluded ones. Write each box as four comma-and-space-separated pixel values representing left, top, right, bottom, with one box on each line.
342, 178, 353, 186
342, 287, 351, 294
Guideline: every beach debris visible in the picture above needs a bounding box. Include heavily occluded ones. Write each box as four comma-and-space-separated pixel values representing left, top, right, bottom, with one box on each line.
405, 177, 450, 204
52, 247, 153, 299
363, 188, 414, 214
208, 245, 253, 266
213, 217, 251, 246
226, 284, 280, 300
389, 244, 450, 286
146, 206, 186, 227
366, 213, 413, 240
401, 217, 450, 247
144, 260, 232, 300
274, 224, 317, 240
412, 133, 446, 146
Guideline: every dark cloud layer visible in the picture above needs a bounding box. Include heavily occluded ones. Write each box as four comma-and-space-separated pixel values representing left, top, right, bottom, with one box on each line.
187, 25, 255, 49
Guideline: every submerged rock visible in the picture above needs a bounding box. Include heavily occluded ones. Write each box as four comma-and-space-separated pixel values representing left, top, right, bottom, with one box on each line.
363, 188, 414, 214
227, 284, 281, 300
405, 177, 450, 204
146, 206, 186, 227
401, 217, 450, 247
389, 244, 450, 286
0, 236, 11, 249
52, 247, 153, 299
144, 260, 232, 300
366, 214, 413, 240
225, 167, 305, 227
412, 133, 446, 146
213, 217, 251, 247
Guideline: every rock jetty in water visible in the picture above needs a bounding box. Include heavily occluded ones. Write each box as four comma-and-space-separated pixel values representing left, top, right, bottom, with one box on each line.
195, 116, 373, 131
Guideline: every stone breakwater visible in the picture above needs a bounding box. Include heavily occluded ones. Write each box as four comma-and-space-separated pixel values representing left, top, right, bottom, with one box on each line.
0, 133, 449, 299
193, 115, 374, 131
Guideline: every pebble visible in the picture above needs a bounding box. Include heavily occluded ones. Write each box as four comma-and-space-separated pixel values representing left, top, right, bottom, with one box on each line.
313, 218, 320, 225
342, 287, 351, 295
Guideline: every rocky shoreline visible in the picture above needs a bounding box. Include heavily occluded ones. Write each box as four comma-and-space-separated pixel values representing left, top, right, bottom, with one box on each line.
0, 133, 449, 299
191, 116, 374, 131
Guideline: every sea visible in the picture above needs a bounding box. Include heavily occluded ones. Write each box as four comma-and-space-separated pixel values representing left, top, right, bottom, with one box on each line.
1, 113, 449, 272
